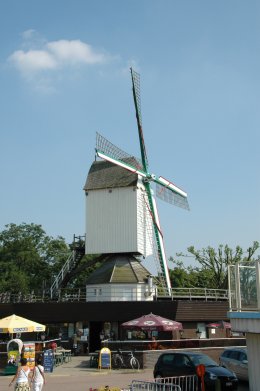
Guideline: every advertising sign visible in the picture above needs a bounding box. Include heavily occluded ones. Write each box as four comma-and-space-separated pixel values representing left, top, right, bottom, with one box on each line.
7, 350, 19, 366
23, 343, 35, 370
98, 347, 111, 370
43, 349, 54, 373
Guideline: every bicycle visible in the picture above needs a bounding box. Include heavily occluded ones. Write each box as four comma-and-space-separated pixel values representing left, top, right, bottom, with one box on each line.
112, 349, 140, 370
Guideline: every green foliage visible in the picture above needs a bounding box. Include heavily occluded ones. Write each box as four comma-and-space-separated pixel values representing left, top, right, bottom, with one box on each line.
0, 223, 106, 294
1, 222, 259, 294
169, 259, 214, 289
0, 223, 70, 293
187, 242, 259, 289
65, 254, 103, 288
170, 242, 259, 290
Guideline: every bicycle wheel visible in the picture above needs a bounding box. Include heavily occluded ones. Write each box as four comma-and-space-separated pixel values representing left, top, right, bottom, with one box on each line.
130, 357, 140, 370
113, 355, 123, 369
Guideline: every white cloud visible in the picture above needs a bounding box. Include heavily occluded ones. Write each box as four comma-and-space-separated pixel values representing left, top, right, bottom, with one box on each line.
9, 38, 107, 75
47, 40, 105, 65
9, 50, 57, 73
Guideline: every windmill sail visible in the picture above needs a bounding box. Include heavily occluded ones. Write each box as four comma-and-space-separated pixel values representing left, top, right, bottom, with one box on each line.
96, 132, 144, 173
142, 194, 170, 291
156, 183, 190, 210
130, 68, 172, 293
95, 134, 171, 288
94, 69, 189, 295
131, 68, 149, 171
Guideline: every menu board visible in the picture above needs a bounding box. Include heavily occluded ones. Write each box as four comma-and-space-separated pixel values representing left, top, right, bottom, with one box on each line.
23, 343, 35, 370
98, 347, 111, 369
43, 349, 54, 373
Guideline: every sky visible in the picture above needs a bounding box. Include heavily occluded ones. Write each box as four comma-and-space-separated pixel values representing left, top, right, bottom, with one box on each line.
0, 0, 259, 271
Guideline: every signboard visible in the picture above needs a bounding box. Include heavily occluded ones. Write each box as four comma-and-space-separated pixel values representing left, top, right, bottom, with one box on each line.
98, 347, 111, 370
7, 339, 23, 367
7, 350, 19, 366
43, 349, 54, 373
23, 343, 35, 370
81, 336, 88, 341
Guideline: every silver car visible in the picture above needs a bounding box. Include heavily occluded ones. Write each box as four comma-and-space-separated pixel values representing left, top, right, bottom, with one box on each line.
219, 348, 248, 381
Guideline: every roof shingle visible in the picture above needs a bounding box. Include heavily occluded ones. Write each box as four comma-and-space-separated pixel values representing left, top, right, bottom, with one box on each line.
86, 254, 151, 284
83, 160, 138, 191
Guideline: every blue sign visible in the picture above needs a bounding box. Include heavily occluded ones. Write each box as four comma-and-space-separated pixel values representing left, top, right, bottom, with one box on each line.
98, 347, 111, 369
43, 349, 54, 373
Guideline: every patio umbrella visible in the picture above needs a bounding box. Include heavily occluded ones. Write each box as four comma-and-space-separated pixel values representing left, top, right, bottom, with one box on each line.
206, 321, 231, 329
121, 312, 183, 331
0, 314, 46, 333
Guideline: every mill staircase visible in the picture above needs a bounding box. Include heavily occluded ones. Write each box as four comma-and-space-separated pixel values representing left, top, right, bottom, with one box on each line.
50, 235, 85, 298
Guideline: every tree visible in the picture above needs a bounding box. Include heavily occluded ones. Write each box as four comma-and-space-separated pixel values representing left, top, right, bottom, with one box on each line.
186, 242, 259, 289
66, 254, 104, 288
169, 258, 215, 288
0, 223, 70, 293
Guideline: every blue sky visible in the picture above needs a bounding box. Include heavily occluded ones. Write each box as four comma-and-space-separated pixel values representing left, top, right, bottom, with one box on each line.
1, 1, 259, 270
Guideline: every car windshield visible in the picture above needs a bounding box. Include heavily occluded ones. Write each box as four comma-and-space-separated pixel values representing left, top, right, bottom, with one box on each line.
189, 354, 218, 367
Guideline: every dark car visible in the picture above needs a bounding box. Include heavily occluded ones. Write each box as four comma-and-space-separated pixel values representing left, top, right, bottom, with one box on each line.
219, 348, 248, 382
153, 351, 238, 390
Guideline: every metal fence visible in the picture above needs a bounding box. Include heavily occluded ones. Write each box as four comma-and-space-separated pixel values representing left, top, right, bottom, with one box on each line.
131, 376, 199, 391
155, 375, 198, 391
131, 380, 181, 391
0, 287, 228, 304
228, 260, 260, 311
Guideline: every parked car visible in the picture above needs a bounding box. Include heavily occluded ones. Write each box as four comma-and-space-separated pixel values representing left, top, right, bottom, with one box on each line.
219, 348, 248, 381
153, 351, 238, 390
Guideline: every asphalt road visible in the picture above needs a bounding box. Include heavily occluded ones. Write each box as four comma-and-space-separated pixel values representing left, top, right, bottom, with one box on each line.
237, 381, 249, 391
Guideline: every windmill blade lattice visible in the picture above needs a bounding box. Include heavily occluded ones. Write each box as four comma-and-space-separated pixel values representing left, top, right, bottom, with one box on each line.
141, 193, 169, 292
96, 132, 143, 172
131, 68, 149, 171
156, 183, 190, 210
131, 69, 142, 126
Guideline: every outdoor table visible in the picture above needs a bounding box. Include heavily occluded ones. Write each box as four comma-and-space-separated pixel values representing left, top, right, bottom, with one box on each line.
89, 352, 99, 368
54, 352, 63, 366
62, 349, 72, 362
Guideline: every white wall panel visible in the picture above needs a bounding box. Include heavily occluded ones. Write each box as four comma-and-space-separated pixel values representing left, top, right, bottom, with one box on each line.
246, 333, 260, 391
86, 187, 138, 254
85, 184, 154, 256
86, 283, 153, 302
231, 317, 260, 333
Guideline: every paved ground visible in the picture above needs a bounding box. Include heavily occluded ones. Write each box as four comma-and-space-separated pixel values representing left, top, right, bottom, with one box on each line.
0, 356, 249, 391
1, 356, 154, 391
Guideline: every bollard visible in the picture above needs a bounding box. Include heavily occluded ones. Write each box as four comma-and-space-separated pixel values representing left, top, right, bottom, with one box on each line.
196, 364, 206, 391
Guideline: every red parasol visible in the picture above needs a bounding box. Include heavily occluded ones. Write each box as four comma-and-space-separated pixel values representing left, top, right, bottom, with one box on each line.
121, 312, 183, 331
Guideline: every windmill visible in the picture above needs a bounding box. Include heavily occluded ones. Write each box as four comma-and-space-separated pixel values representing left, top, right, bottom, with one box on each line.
92, 68, 189, 294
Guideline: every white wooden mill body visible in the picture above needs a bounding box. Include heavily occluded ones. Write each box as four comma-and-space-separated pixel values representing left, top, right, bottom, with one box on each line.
84, 159, 153, 257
